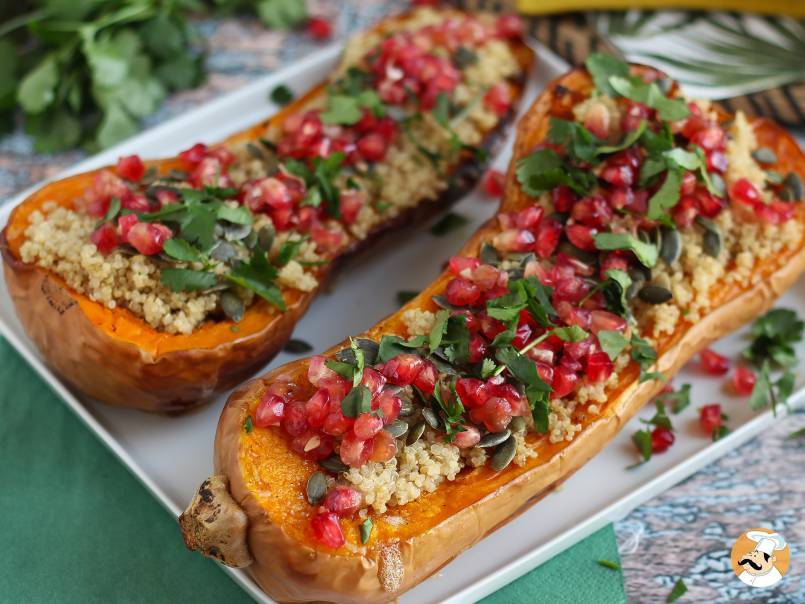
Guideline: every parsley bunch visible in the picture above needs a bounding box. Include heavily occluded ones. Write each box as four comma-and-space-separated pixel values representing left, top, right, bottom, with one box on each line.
1, 0, 309, 152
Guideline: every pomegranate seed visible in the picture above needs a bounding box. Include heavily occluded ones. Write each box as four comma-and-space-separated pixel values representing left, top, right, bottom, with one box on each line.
353, 412, 383, 440
511, 322, 533, 348
282, 402, 308, 437
456, 378, 485, 409
304, 389, 330, 428
307, 16, 333, 40
730, 178, 762, 205
121, 193, 150, 213
448, 256, 480, 277
691, 125, 726, 151
732, 366, 756, 396
483, 83, 511, 116
495, 14, 524, 39
339, 189, 366, 225
254, 393, 285, 427
356, 133, 387, 162
369, 430, 397, 462
535, 218, 563, 258
565, 224, 597, 252
586, 351, 614, 383
621, 102, 651, 132
571, 196, 613, 229
178, 143, 207, 165
379, 354, 424, 386
324, 486, 362, 517
483, 169, 505, 197
469, 334, 488, 363
552, 185, 577, 212
481, 397, 513, 432
413, 361, 438, 395
493, 228, 536, 253
552, 366, 579, 398
479, 313, 506, 340
536, 362, 554, 384
700, 348, 729, 376
599, 252, 630, 279
374, 390, 402, 424
453, 425, 481, 448
90, 223, 120, 254
311, 512, 344, 548
446, 277, 481, 307
322, 410, 353, 435
292, 432, 333, 460
116, 155, 146, 181
590, 309, 628, 334
126, 222, 172, 255
340, 432, 373, 467
699, 404, 722, 435
360, 367, 387, 396
650, 426, 675, 453
600, 163, 634, 187
680, 171, 697, 195
672, 195, 699, 229
515, 206, 544, 230
117, 214, 138, 240
698, 190, 726, 218
706, 150, 728, 173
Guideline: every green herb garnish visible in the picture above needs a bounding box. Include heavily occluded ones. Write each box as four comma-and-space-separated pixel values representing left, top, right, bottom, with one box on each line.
360, 518, 373, 544
594, 232, 658, 268
666, 578, 687, 603
270, 84, 294, 106
430, 212, 469, 236
597, 559, 621, 571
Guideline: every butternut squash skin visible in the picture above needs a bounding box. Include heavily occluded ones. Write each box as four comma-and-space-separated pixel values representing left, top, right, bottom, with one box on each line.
0, 11, 534, 413
187, 66, 805, 603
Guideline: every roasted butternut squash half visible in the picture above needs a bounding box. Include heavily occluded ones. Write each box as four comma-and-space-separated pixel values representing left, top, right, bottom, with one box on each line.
0, 8, 533, 412
180, 55, 805, 603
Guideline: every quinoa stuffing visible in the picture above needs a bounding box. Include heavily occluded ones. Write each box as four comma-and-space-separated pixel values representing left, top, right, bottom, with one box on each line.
242, 52, 803, 551
19, 7, 525, 335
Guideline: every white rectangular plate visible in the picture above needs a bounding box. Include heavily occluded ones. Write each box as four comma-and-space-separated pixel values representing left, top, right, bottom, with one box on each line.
2, 41, 803, 604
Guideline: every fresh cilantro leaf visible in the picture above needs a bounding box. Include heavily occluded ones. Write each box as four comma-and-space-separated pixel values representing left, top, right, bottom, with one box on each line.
429, 310, 450, 354
585, 53, 630, 98
226, 251, 284, 311
642, 401, 673, 431
516, 148, 595, 197
529, 386, 551, 434
609, 75, 690, 122
217, 204, 253, 225
243, 415, 253, 433
647, 169, 682, 223
666, 578, 687, 603
552, 325, 589, 342
441, 314, 471, 366
598, 330, 629, 361
163, 238, 203, 263
433, 92, 451, 128
341, 385, 371, 418
98, 196, 122, 226
548, 118, 600, 163
631, 429, 653, 463
631, 335, 660, 382
17, 55, 58, 113
270, 84, 294, 106
350, 337, 366, 386
744, 308, 804, 369
377, 335, 427, 363
601, 269, 632, 317
596, 120, 647, 155
161, 268, 218, 292
275, 237, 304, 267
430, 212, 468, 236
453, 47, 479, 69
594, 232, 658, 268
712, 425, 729, 441
256, 0, 307, 29
786, 427, 805, 440
480, 358, 498, 379
360, 518, 373, 544
321, 95, 364, 125
658, 383, 692, 414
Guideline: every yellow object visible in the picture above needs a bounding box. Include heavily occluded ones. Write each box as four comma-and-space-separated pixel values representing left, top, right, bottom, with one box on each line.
516, 0, 805, 17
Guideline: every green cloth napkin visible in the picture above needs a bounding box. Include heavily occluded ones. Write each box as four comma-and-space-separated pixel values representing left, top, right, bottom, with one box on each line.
0, 338, 625, 603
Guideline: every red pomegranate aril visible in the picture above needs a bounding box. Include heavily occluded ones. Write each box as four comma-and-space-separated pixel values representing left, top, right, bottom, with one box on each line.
126, 222, 172, 255
311, 512, 344, 549
446, 277, 481, 307
651, 426, 675, 453
699, 404, 722, 435
448, 255, 480, 277
599, 252, 630, 279
255, 393, 286, 427
307, 16, 333, 40
379, 354, 423, 386
756, 200, 795, 225
479, 313, 506, 340
698, 190, 726, 218
360, 367, 387, 396
304, 389, 330, 428
565, 223, 597, 252
621, 102, 651, 132
590, 309, 628, 334
482, 169, 505, 197
494, 228, 535, 252
586, 351, 614, 383
600, 164, 634, 188
122, 193, 150, 213
340, 432, 374, 467
732, 366, 756, 396
572, 195, 613, 229
535, 218, 562, 258
706, 150, 728, 173
322, 411, 353, 436
90, 223, 120, 254
353, 413, 383, 440
356, 133, 387, 162
481, 397, 512, 432
369, 430, 397, 462
680, 171, 697, 195
551, 185, 577, 213
117, 214, 138, 240
116, 155, 146, 181
730, 178, 762, 205
511, 322, 533, 348
483, 82, 511, 116
700, 348, 729, 375
495, 14, 524, 39
413, 361, 438, 395
672, 195, 699, 229
178, 142, 207, 165
552, 366, 579, 399
282, 402, 308, 437
308, 355, 336, 387
324, 486, 362, 517
469, 334, 488, 363
456, 378, 485, 409
453, 425, 481, 448
691, 125, 726, 151
536, 362, 554, 384
516, 206, 545, 230
375, 390, 402, 424
293, 432, 333, 460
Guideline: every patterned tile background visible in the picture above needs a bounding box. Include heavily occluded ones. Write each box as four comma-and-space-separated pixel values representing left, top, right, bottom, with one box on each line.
2, 2, 803, 601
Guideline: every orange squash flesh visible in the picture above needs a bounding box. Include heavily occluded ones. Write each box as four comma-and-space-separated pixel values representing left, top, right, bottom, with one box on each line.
197, 66, 805, 603
0, 10, 534, 412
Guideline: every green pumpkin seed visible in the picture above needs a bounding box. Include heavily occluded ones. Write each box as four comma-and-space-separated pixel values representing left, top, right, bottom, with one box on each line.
659, 226, 681, 266
491, 436, 516, 472
319, 454, 349, 474
709, 172, 726, 197
478, 430, 511, 448
306, 471, 327, 505
385, 419, 409, 438
509, 416, 527, 434
223, 222, 251, 241
638, 285, 673, 305
766, 170, 785, 185
479, 243, 500, 265
421, 407, 441, 430
399, 398, 415, 417
284, 339, 313, 354
695, 216, 722, 258
629, 264, 652, 283
210, 240, 237, 262
220, 291, 245, 322
626, 274, 645, 300
751, 147, 778, 164
407, 420, 426, 445
783, 172, 804, 201
258, 225, 275, 252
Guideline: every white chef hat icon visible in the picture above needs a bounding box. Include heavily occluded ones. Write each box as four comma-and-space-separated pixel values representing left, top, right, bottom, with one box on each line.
746, 530, 787, 555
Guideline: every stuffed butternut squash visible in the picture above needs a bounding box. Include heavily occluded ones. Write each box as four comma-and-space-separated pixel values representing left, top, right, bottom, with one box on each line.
0, 8, 533, 412
180, 53, 805, 603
